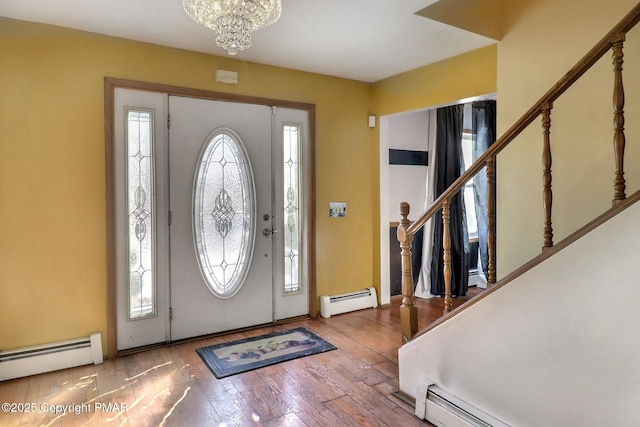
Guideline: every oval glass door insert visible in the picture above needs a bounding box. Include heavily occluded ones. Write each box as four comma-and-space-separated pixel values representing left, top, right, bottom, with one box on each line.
193, 128, 256, 298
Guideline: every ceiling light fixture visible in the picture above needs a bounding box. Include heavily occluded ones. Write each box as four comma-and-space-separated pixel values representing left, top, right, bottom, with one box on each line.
183, 0, 282, 56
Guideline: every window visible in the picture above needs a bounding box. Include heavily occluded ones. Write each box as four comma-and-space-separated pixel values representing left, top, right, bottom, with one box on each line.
461, 131, 478, 239
283, 124, 302, 293
126, 109, 156, 319
192, 130, 256, 299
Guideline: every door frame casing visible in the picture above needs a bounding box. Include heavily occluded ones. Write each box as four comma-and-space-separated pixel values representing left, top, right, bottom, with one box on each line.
104, 77, 317, 358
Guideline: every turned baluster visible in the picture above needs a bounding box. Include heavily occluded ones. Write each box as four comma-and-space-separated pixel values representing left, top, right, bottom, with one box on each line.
612, 33, 626, 204
442, 198, 452, 314
542, 102, 554, 250
398, 202, 417, 342
486, 156, 496, 284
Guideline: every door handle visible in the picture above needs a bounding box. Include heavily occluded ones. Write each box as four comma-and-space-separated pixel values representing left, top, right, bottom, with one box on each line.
263, 228, 279, 237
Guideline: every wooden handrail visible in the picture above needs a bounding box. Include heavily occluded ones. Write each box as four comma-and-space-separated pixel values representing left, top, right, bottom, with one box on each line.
397, 2, 640, 343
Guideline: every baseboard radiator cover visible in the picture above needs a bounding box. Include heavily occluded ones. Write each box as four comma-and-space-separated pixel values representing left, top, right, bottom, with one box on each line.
416, 380, 509, 427
320, 287, 378, 318
468, 269, 480, 287
0, 333, 103, 381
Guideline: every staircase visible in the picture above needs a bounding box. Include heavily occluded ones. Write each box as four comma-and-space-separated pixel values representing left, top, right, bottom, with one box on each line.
396, 3, 640, 426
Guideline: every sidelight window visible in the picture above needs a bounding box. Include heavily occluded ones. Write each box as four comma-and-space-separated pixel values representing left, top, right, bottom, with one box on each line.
283, 124, 302, 294
126, 109, 156, 320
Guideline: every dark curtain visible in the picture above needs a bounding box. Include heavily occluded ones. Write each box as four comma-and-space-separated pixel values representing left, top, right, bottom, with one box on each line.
411, 228, 424, 287
472, 100, 497, 278
430, 104, 469, 297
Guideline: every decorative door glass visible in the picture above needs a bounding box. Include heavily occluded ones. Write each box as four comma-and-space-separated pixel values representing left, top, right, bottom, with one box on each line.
193, 129, 256, 298
126, 109, 156, 319
283, 124, 301, 293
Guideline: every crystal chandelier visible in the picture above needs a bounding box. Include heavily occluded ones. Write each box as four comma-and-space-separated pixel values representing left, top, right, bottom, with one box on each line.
183, 0, 282, 56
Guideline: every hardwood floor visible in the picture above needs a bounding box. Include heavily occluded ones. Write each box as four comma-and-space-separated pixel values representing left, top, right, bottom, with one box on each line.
0, 288, 483, 426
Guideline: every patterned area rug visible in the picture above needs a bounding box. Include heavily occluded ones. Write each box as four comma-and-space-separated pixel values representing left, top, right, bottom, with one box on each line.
196, 327, 337, 378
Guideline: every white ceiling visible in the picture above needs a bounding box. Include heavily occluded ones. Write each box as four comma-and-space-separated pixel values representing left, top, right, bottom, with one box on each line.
0, 0, 496, 83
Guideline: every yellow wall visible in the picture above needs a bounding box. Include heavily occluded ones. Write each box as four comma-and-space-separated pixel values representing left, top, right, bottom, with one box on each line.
496, 0, 640, 276
372, 45, 497, 117
0, 18, 373, 352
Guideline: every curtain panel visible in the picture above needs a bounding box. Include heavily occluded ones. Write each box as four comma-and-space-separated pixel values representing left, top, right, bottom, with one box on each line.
430, 104, 469, 297
472, 100, 497, 279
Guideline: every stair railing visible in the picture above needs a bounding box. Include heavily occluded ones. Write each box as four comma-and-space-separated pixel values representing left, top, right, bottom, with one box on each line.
397, 2, 640, 343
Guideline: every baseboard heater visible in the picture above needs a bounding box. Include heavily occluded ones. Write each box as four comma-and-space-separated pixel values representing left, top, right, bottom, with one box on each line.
0, 333, 103, 382
320, 287, 378, 318
416, 381, 510, 427
469, 269, 480, 287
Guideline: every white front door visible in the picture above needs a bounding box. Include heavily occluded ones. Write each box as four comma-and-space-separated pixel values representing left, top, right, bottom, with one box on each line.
168, 96, 274, 340
114, 88, 311, 350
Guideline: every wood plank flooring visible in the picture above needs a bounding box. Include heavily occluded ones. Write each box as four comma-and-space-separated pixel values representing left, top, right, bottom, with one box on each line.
0, 288, 482, 426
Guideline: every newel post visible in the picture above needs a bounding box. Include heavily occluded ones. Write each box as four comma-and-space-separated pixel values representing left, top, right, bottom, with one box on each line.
397, 202, 417, 342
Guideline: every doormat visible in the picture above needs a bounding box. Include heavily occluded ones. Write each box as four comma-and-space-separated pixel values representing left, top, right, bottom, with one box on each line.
196, 327, 337, 379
